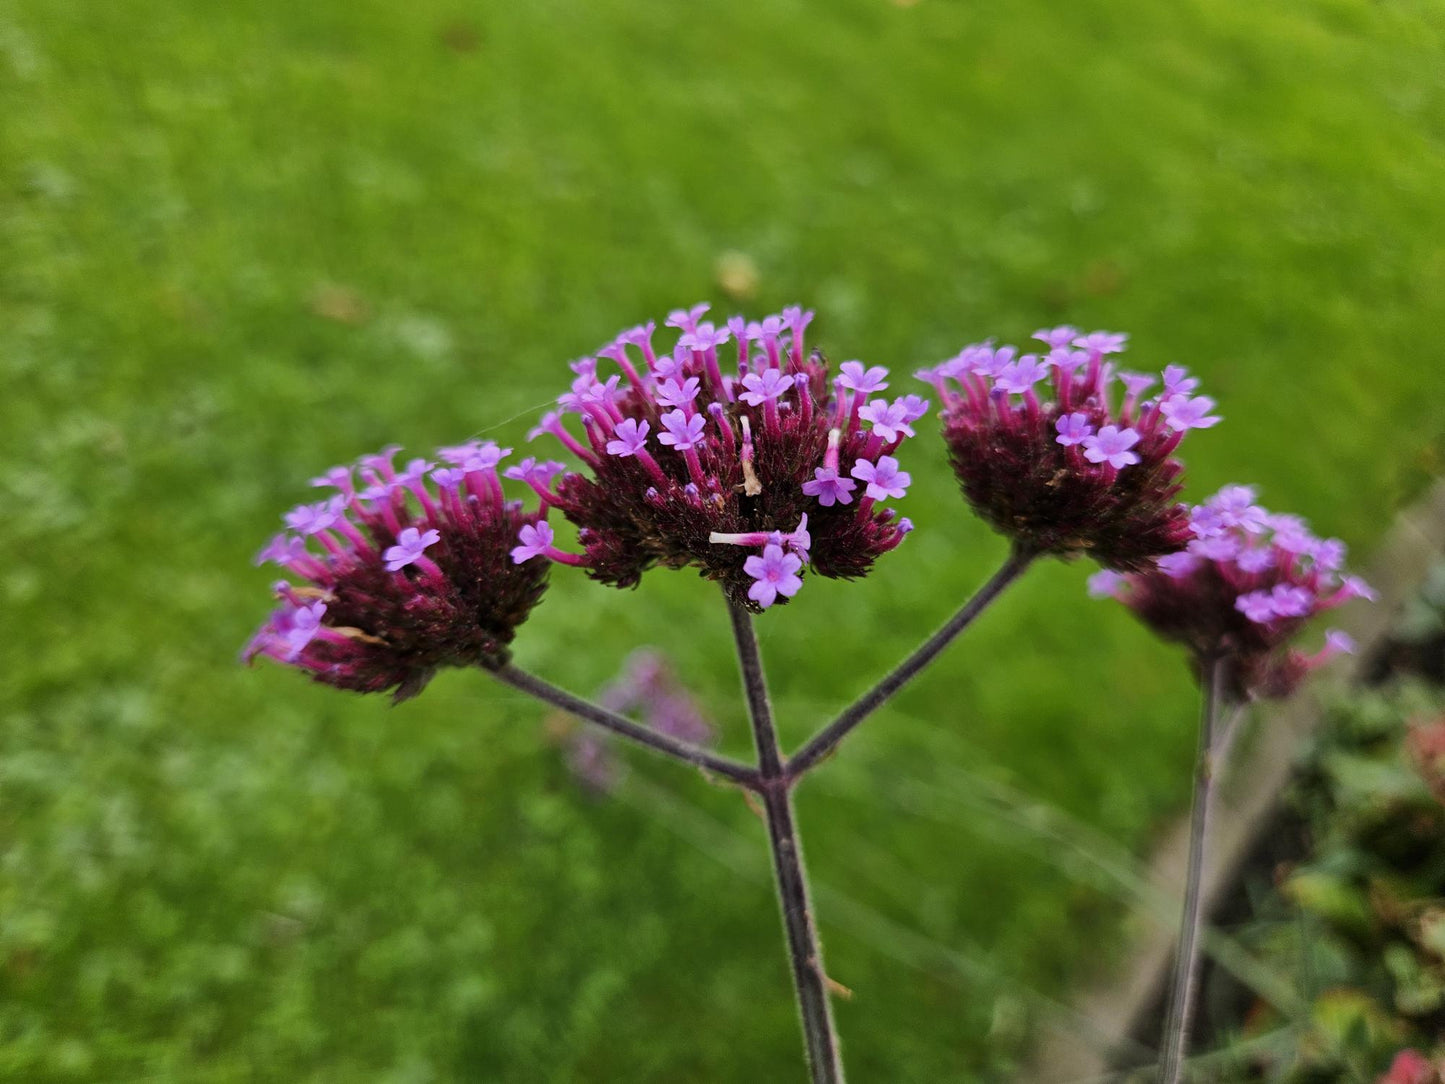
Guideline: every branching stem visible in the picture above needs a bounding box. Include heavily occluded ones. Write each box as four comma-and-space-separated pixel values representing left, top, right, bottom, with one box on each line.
493, 663, 759, 788
727, 599, 844, 1084
787, 546, 1034, 776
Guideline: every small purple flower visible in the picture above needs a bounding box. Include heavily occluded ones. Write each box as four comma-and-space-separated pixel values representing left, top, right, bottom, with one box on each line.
1272, 522, 1315, 555
1268, 584, 1313, 618
605, 418, 651, 458
439, 441, 508, 470
837, 361, 889, 395
851, 456, 911, 500
1188, 533, 1241, 562
1073, 330, 1128, 355
859, 398, 917, 442
1054, 413, 1093, 447
1087, 570, 1126, 598
679, 322, 731, 352
651, 353, 685, 382
1323, 629, 1356, 656
1048, 347, 1092, 379
1235, 546, 1275, 574
739, 369, 796, 406
1202, 485, 1268, 533
527, 412, 561, 442
623, 321, 656, 348
1157, 551, 1203, 578
1033, 325, 1079, 350
1160, 394, 1221, 432
802, 467, 857, 507
657, 410, 707, 451
285, 497, 344, 536
783, 512, 811, 556
897, 394, 930, 424
1339, 575, 1378, 602
665, 303, 710, 333
970, 345, 1015, 378
656, 377, 701, 408
383, 527, 441, 572
504, 457, 568, 487
1081, 425, 1141, 469
578, 374, 624, 408
743, 543, 804, 609
282, 601, 328, 660
993, 354, 1052, 394
431, 467, 466, 491
511, 521, 556, 564
255, 533, 309, 567
1235, 591, 1277, 624
1162, 365, 1199, 397
397, 458, 434, 487
1310, 538, 1347, 572
310, 466, 355, 494
782, 305, 814, 338
1120, 372, 1155, 400
358, 445, 402, 479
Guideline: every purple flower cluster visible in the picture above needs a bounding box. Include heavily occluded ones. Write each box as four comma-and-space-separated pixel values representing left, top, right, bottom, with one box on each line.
1088, 485, 1375, 699
521, 304, 919, 610
244, 442, 550, 699
918, 328, 1216, 570
564, 649, 718, 794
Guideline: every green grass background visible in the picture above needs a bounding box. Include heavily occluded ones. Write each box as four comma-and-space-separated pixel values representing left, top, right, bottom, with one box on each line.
4, 0, 1445, 1079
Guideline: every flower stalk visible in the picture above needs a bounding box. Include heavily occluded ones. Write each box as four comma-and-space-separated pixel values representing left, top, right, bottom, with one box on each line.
727, 597, 845, 1084
491, 663, 759, 788
1158, 656, 1228, 1083
788, 544, 1035, 776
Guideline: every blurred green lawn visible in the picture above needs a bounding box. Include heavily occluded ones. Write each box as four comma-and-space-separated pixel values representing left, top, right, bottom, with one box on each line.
4, 0, 1445, 1079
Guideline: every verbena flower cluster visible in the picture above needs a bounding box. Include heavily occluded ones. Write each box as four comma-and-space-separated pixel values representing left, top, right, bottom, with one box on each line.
521, 304, 918, 610
245, 442, 549, 700
563, 649, 716, 794
1088, 485, 1375, 700
917, 326, 1213, 570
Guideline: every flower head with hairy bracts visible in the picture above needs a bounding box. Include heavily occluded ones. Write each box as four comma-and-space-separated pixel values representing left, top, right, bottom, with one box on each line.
562, 648, 719, 795
245, 442, 549, 700
1088, 485, 1375, 700
918, 328, 1218, 570
519, 304, 918, 610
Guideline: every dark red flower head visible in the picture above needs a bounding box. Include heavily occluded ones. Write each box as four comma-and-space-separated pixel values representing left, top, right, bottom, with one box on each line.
245, 442, 549, 700
516, 304, 917, 611
1090, 486, 1374, 701
918, 326, 1215, 570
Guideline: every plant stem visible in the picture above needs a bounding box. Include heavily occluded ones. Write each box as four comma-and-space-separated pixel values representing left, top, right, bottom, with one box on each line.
492, 663, 760, 788
726, 599, 845, 1084
787, 545, 1034, 777
1158, 655, 1228, 1084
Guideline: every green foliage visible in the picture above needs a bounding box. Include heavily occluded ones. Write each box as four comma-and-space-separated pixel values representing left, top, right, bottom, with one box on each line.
1214, 683, 1445, 1081
3, 0, 1445, 1079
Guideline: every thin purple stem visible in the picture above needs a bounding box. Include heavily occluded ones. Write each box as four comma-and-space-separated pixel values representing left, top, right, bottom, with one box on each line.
1158, 655, 1228, 1084
726, 598, 844, 1084
786, 545, 1034, 777
492, 664, 759, 788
